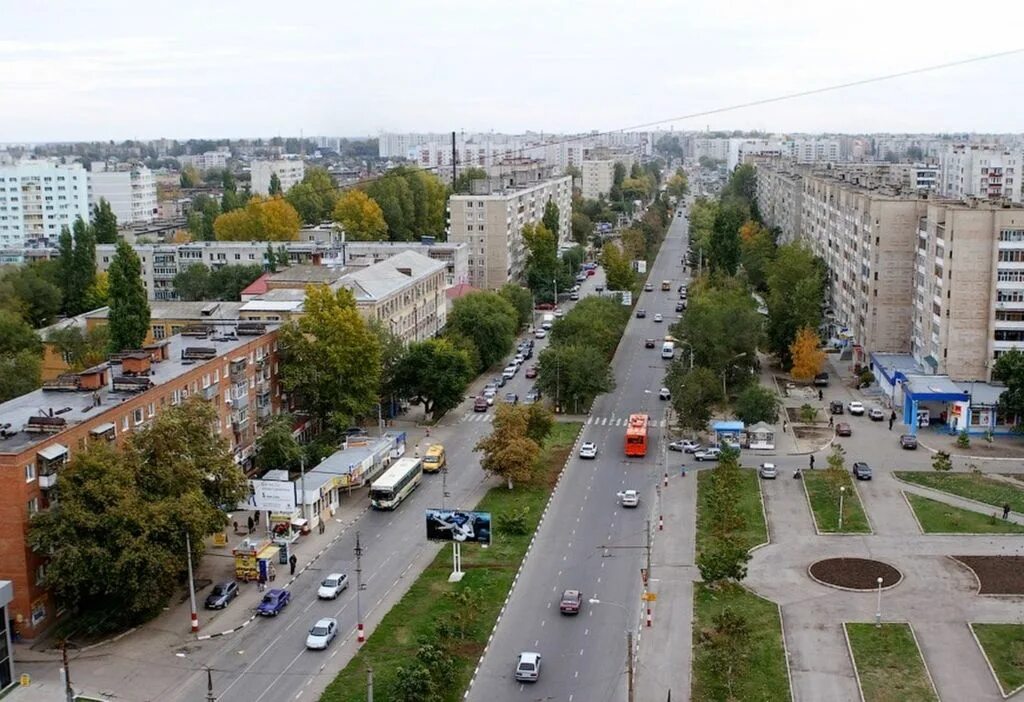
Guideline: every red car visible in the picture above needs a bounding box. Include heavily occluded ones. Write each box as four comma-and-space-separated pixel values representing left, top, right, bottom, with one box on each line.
835, 422, 852, 437
473, 396, 488, 412
586, 269, 596, 277
525, 366, 538, 378
534, 302, 555, 311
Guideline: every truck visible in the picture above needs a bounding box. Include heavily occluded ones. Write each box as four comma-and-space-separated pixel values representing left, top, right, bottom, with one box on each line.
661, 280, 671, 291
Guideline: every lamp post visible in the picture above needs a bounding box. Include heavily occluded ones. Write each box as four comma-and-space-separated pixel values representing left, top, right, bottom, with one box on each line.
875, 576, 883, 627
721, 352, 748, 399
838, 486, 846, 531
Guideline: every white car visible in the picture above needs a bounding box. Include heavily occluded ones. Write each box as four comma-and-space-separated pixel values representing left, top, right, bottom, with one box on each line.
483, 388, 497, 405
515, 652, 542, 682
694, 447, 722, 461
554, 309, 564, 318
618, 490, 640, 508
305, 617, 338, 650
669, 439, 701, 453
653, 313, 663, 323
848, 401, 865, 415
534, 329, 547, 339
659, 387, 671, 400
317, 573, 349, 599
502, 365, 517, 380
758, 463, 778, 479
579, 442, 598, 459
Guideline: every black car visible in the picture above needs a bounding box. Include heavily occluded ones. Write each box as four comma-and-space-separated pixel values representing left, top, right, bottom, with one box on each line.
636, 309, 647, 319
675, 301, 685, 312
852, 462, 873, 480
813, 372, 830, 387
899, 434, 918, 450
204, 581, 239, 610
491, 375, 506, 388
829, 400, 844, 415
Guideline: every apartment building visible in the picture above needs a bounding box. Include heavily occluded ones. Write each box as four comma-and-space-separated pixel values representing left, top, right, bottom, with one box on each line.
0, 325, 281, 637
0, 160, 90, 256
448, 175, 573, 289
251, 159, 306, 196
177, 150, 230, 171
88, 163, 158, 224
342, 250, 448, 341
754, 164, 803, 243
939, 145, 1024, 203
581, 160, 615, 200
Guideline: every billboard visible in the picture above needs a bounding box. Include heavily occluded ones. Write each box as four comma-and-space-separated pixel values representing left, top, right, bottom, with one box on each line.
425, 509, 492, 545
244, 479, 297, 512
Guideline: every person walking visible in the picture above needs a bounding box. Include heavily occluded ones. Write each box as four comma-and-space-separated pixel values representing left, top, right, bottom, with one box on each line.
828, 416, 834, 428
257, 572, 266, 592
809, 454, 815, 470
1003, 503, 1011, 520
318, 519, 326, 535
782, 420, 788, 433
889, 410, 897, 431
818, 389, 824, 401
289, 553, 298, 576
247, 515, 255, 534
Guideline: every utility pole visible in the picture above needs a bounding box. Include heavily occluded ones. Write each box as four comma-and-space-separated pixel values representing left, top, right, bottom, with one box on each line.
646, 519, 652, 580
61, 640, 74, 702
355, 531, 365, 643
186, 532, 199, 634
299, 455, 307, 522
626, 631, 635, 702
367, 666, 374, 702
441, 465, 450, 511
206, 666, 215, 702
451, 131, 457, 191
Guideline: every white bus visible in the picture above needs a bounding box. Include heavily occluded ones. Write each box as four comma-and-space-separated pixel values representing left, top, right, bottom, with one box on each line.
369, 457, 423, 510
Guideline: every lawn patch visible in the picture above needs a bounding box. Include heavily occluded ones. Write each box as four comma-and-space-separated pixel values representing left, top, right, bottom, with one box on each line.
895, 472, 1024, 513
845, 623, 938, 702
803, 471, 871, 533
904, 493, 1024, 534
319, 422, 581, 702
971, 623, 1024, 696
695, 467, 768, 555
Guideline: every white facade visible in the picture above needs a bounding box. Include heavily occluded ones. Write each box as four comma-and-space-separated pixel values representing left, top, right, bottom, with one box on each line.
939, 145, 1024, 203
0, 160, 90, 253
581, 160, 615, 200
89, 164, 158, 224
177, 151, 230, 171
251, 159, 306, 196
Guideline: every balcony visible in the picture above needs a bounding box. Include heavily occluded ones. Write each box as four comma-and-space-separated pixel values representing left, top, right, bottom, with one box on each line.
39, 472, 58, 490
203, 382, 220, 400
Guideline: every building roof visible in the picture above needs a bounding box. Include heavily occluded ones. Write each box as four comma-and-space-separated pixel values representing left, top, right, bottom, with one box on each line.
869, 353, 924, 385
956, 381, 1007, 407
85, 300, 247, 322
340, 250, 444, 302
300, 434, 402, 499
903, 374, 970, 402
445, 282, 480, 300
268, 264, 347, 286
712, 420, 745, 432
38, 309, 102, 339
239, 299, 304, 313
240, 272, 271, 298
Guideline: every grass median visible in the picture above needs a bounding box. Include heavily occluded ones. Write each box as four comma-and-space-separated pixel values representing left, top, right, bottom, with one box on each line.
803, 470, 871, 533
904, 493, 1024, 534
696, 467, 768, 553
319, 421, 580, 702
895, 471, 1024, 513
845, 623, 938, 702
971, 623, 1024, 696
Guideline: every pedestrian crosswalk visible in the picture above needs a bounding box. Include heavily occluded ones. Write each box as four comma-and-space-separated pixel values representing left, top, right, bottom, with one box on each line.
459, 412, 668, 427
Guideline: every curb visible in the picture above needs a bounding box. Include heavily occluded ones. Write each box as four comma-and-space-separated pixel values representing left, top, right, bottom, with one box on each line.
968, 621, 1024, 699
916, 437, 1024, 463
806, 560, 904, 593
899, 489, 1024, 536
892, 475, 1023, 524
945, 555, 1024, 598
800, 472, 874, 535
777, 604, 797, 702
842, 622, 868, 702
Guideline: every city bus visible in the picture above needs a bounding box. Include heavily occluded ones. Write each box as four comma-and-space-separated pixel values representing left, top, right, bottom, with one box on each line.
369, 456, 423, 510
624, 414, 649, 457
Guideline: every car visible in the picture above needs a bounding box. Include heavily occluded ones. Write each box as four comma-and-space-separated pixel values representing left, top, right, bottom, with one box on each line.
502, 366, 517, 380
694, 447, 722, 462
868, 407, 885, 421
515, 652, 542, 682
848, 401, 865, 415
835, 422, 852, 437
535, 302, 555, 311
675, 301, 686, 312
595, 284, 604, 292
569, 291, 580, 300
525, 365, 538, 378
204, 581, 239, 610
644, 282, 654, 292
504, 392, 519, 405
534, 328, 547, 339
659, 387, 671, 400
668, 439, 701, 453
576, 274, 587, 283
645, 338, 656, 348
571, 284, 580, 293
758, 463, 778, 479
554, 309, 564, 318
587, 269, 596, 277
256, 588, 291, 616
636, 309, 647, 318
852, 462, 873, 480
900, 434, 918, 450
559, 589, 582, 614
344, 426, 369, 437
317, 573, 349, 599
813, 372, 830, 387
524, 390, 541, 404
579, 441, 598, 459
305, 617, 338, 650
618, 489, 640, 507
830, 400, 844, 415
473, 396, 489, 412
653, 313, 663, 323
491, 375, 506, 388
514, 353, 526, 365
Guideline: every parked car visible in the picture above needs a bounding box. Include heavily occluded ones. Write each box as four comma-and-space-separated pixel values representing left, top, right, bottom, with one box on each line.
899, 434, 918, 450
829, 400, 844, 415
659, 387, 671, 400
758, 463, 778, 479
256, 588, 291, 616
669, 439, 701, 453
813, 372, 830, 387
504, 392, 519, 405
559, 589, 582, 614
675, 301, 686, 312
645, 338, 656, 348
305, 617, 338, 650
491, 375, 506, 388
524, 390, 541, 404
204, 581, 239, 610
317, 573, 349, 600
835, 422, 852, 437
618, 489, 640, 507
694, 447, 722, 462
534, 328, 547, 339
653, 313, 663, 323
515, 652, 542, 682
852, 462, 873, 480
848, 401, 865, 415
868, 407, 885, 421
502, 365, 517, 380
636, 309, 647, 318
554, 308, 564, 318
473, 396, 489, 412
525, 365, 538, 379
569, 291, 579, 300
595, 284, 605, 292
579, 441, 598, 459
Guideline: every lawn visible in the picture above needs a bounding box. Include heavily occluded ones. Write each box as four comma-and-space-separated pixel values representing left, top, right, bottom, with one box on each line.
319, 421, 581, 702
895, 471, 1024, 513
802, 470, 871, 533
904, 493, 1024, 534
971, 623, 1024, 696
695, 467, 768, 554
692, 582, 791, 702
845, 623, 937, 702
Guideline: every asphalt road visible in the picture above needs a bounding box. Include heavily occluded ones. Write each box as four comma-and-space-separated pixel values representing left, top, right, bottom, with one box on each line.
467, 210, 690, 701
170, 262, 603, 702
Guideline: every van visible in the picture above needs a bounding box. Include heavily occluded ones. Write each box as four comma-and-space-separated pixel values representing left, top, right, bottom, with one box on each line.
661, 342, 675, 359
422, 444, 446, 473
541, 314, 555, 330
661, 280, 671, 291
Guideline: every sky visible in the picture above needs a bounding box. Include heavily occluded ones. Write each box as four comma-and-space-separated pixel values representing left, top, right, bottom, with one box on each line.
3, 0, 1024, 142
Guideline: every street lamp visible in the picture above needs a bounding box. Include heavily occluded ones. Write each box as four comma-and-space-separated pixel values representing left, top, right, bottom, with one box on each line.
875, 576, 884, 627
721, 352, 748, 399
838, 486, 846, 531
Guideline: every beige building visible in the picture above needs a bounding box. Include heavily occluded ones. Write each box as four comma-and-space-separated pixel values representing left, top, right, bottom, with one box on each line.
449, 175, 572, 289
581, 160, 614, 200
754, 163, 803, 243
251, 159, 306, 196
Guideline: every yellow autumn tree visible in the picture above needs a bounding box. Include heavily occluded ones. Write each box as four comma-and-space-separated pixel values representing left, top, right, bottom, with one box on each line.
332, 190, 387, 241
214, 196, 301, 241
739, 220, 767, 242
789, 326, 826, 381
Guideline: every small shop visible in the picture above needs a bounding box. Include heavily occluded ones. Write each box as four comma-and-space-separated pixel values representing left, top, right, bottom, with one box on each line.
269, 512, 307, 542
899, 375, 971, 435
232, 538, 280, 582
711, 420, 746, 447
746, 422, 775, 450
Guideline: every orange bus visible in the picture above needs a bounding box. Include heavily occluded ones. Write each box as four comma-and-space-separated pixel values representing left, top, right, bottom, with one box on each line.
624, 414, 649, 457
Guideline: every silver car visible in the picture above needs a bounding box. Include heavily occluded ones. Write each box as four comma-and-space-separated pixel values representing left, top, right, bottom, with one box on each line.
758, 463, 777, 479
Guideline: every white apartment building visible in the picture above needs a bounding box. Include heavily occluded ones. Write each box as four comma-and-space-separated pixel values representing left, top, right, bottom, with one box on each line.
939, 145, 1023, 203
177, 151, 230, 172
789, 138, 843, 163
581, 160, 615, 200
754, 164, 803, 244
0, 160, 90, 254
251, 159, 306, 196
449, 175, 573, 289
89, 163, 158, 224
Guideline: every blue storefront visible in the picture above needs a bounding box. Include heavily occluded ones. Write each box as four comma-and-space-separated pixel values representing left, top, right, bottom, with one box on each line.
899, 375, 971, 436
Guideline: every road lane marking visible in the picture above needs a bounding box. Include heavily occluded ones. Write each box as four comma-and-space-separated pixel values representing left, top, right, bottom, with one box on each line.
253, 648, 305, 702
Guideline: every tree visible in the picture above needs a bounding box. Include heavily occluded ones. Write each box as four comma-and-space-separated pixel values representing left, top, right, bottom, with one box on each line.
446, 292, 518, 371
474, 404, 540, 489
188, 194, 220, 241
278, 286, 381, 432
666, 171, 689, 199
92, 197, 118, 244
655, 135, 684, 161
214, 196, 301, 241
366, 174, 415, 241
268, 172, 282, 196
524, 403, 554, 445
83, 270, 109, 312
571, 211, 594, 247
173, 263, 212, 301
391, 664, 437, 702
0, 265, 63, 327
498, 283, 533, 329
621, 177, 652, 204
542, 200, 560, 239
993, 349, 1024, 427
548, 296, 630, 358
254, 414, 303, 474
0, 349, 41, 402
454, 166, 488, 194
733, 384, 779, 425
523, 223, 571, 303
738, 220, 775, 291
220, 170, 243, 212
667, 366, 722, 433
332, 190, 388, 241
536, 344, 614, 413
107, 240, 151, 352
696, 536, 751, 583
392, 339, 474, 420
932, 450, 953, 472
699, 606, 752, 700
57, 217, 97, 316
208, 264, 265, 301
369, 319, 406, 414
179, 165, 199, 188
789, 327, 826, 381
0, 310, 40, 357
708, 200, 746, 275
44, 324, 109, 371
677, 281, 761, 377
766, 243, 823, 366
613, 162, 627, 188
600, 241, 636, 291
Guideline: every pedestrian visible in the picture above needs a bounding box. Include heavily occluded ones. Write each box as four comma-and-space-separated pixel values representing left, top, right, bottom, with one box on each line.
828, 416, 834, 428
818, 389, 823, 401
233, 520, 239, 534
888, 417, 894, 431
257, 573, 266, 592
809, 455, 815, 470
1003, 503, 1011, 520
247, 515, 255, 534
318, 518, 326, 535
782, 420, 788, 433
289, 554, 298, 576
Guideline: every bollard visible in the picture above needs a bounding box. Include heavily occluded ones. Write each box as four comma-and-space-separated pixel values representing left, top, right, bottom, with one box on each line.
659, 515, 664, 531
646, 608, 652, 627
357, 623, 365, 643
663, 473, 669, 487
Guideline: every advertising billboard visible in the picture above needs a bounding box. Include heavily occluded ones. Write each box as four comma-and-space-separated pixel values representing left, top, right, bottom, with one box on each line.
244, 479, 297, 512
425, 509, 491, 545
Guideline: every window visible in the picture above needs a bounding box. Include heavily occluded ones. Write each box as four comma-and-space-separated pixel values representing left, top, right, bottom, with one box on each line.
148, 402, 155, 418
122, 416, 129, 432
35, 563, 46, 586
133, 408, 144, 425
25, 463, 35, 482
152, 325, 166, 340
27, 497, 39, 516
998, 250, 1024, 263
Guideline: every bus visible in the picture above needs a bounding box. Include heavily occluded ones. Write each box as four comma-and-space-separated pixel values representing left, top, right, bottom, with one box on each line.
422, 444, 446, 473
625, 414, 649, 457
369, 457, 423, 510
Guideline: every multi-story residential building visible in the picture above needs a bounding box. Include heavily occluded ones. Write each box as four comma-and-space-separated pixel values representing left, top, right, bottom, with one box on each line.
251, 159, 306, 196
581, 160, 615, 200
0, 160, 90, 257
0, 325, 282, 638
754, 163, 804, 244
448, 174, 572, 289
88, 163, 158, 224
177, 150, 230, 172
939, 145, 1023, 203
342, 251, 448, 341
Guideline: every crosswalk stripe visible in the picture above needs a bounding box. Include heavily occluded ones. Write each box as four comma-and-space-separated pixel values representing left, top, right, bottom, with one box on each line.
586, 416, 593, 425
600, 417, 608, 426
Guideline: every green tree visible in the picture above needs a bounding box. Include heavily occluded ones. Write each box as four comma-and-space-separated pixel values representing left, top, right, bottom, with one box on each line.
57, 217, 97, 316
733, 384, 779, 425
172, 263, 212, 301
600, 241, 636, 291
254, 414, 303, 474
932, 450, 953, 472
268, 172, 282, 196
474, 403, 540, 489
524, 403, 554, 445
561, 245, 585, 275
393, 338, 474, 420
739, 220, 775, 291
699, 606, 752, 700
188, 194, 220, 241
708, 200, 746, 275
92, 197, 118, 244
498, 283, 533, 329
391, 664, 437, 702
536, 343, 614, 413
766, 243, 823, 366
332, 189, 388, 241
446, 292, 518, 371
676, 281, 761, 377
542, 200, 560, 239
656, 135, 684, 161
365, 174, 415, 241
0, 309, 41, 356
0, 349, 41, 402
0, 265, 63, 327
179, 165, 199, 188
523, 223, 571, 303
107, 240, 151, 352
285, 167, 338, 225
666, 170, 689, 199
548, 296, 630, 358
220, 170, 243, 212
667, 366, 722, 433
613, 162, 627, 188
369, 319, 407, 414
993, 349, 1024, 427
44, 324, 109, 371
278, 286, 381, 431
696, 536, 751, 583
208, 264, 265, 300
571, 211, 594, 246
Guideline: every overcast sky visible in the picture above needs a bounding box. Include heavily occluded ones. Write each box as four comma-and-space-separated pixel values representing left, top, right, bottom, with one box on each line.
3, 0, 1024, 142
